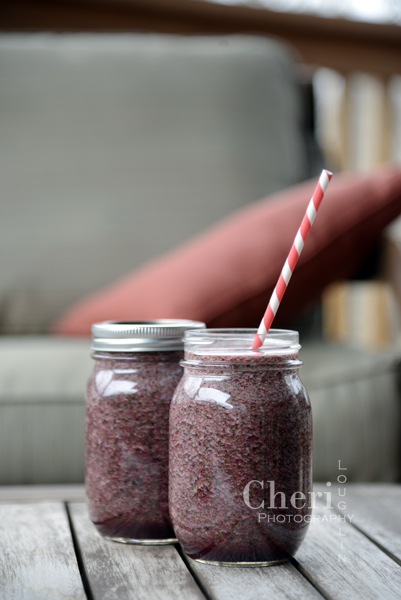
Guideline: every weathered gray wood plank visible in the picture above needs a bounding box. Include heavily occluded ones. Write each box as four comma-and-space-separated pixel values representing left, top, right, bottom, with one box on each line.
69, 502, 205, 600
327, 484, 401, 562
0, 484, 85, 502
294, 501, 401, 600
188, 557, 322, 600
0, 502, 85, 600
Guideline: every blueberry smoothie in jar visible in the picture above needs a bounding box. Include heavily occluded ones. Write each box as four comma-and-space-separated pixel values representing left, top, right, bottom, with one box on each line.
86, 320, 205, 544
169, 329, 312, 565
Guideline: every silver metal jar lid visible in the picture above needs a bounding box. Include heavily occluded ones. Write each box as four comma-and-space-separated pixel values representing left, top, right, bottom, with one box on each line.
91, 320, 206, 352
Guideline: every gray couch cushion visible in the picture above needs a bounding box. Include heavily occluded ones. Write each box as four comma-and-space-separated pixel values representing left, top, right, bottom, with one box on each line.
0, 337, 92, 484
301, 343, 401, 482
0, 33, 307, 333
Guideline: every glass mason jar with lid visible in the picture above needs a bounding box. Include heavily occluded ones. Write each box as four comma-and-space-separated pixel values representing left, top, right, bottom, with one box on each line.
86, 319, 205, 544
169, 328, 312, 565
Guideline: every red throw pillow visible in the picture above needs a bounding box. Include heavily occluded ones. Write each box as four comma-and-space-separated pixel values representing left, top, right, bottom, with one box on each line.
53, 165, 401, 335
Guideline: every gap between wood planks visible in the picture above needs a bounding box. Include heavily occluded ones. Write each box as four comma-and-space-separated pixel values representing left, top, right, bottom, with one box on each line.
175, 541, 217, 600
329, 501, 401, 569
65, 502, 96, 600
289, 556, 332, 600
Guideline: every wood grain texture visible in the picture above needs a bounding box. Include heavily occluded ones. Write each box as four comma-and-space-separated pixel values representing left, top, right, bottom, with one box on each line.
69, 502, 205, 600
329, 484, 401, 562
188, 558, 322, 600
0, 502, 85, 600
294, 500, 401, 600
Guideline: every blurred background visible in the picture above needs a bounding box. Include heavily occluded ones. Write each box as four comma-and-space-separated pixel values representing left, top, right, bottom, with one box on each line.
1, 0, 401, 484
1, 0, 401, 340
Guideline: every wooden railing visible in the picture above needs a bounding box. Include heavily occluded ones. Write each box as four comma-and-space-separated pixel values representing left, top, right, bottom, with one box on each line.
2, 0, 401, 79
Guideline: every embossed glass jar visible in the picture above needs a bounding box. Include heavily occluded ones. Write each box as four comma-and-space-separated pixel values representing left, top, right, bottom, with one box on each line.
169, 329, 312, 565
86, 319, 205, 544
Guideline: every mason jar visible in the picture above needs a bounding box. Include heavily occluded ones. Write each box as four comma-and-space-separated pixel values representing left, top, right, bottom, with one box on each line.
86, 319, 205, 544
169, 329, 312, 565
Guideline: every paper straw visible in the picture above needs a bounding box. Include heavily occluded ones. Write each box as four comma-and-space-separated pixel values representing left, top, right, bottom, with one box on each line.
252, 169, 333, 350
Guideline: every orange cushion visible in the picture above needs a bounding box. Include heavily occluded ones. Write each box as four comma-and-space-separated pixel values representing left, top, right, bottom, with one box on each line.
53, 165, 401, 335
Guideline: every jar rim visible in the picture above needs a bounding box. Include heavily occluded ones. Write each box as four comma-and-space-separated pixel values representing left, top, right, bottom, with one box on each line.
183, 328, 300, 361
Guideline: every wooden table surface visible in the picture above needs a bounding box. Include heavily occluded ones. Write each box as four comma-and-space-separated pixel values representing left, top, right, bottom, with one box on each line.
1, 484, 401, 600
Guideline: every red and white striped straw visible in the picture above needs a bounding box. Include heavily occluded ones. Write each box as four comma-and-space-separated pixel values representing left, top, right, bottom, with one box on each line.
252, 169, 333, 350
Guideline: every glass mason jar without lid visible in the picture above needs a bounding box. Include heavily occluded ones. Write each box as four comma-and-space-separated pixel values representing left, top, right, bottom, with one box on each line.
85, 319, 205, 544
169, 329, 312, 565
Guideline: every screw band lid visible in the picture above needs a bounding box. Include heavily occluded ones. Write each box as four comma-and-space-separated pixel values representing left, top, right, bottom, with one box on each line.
91, 319, 206, 352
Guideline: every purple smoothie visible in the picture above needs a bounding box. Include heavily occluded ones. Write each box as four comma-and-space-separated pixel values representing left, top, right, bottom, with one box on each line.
169, 329, 312, 564
86, 350, 182, 542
